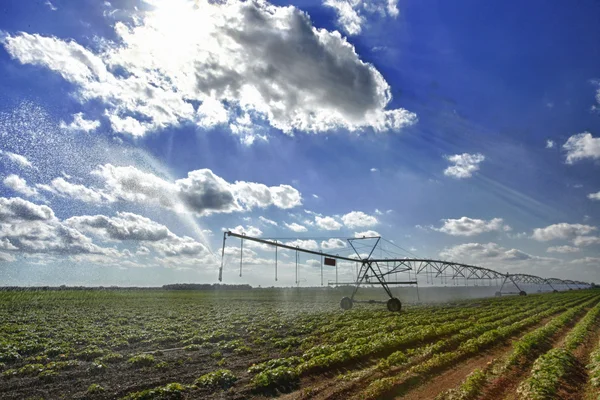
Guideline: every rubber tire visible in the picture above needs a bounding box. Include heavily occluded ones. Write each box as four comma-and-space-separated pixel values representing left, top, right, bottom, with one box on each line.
340, 297, 353, 310
387, 297, 402, 312
495, 291, 502, 297
519, 291, 527, 296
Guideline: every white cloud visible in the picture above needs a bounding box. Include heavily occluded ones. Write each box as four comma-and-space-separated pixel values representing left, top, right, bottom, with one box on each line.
315, 216, 342, 230
572, 236, 600, 247
588, 191, 600, 201
547, 245, 580, 254
91, 164, 301, 216
324, 0, 399, 35
531, 223, 596, 241
321, 238, 346, 250
228, 225, 263, 237
370, 167, 379, 172
342, 211, 378, 228
546, 139, 555, 149
563, 132, 600, 164
259, 216, 278, 226
66, 212, 209, 258
1, 151, 32, 168
285, 222, 308, 232
374, 209, 383, 215
440, 242, 534, 263
1, 0, 416, 140
0, 197, 114, 256
443, 153, 485, 179
312, 194, 319, 199
3, 175, 39, 197
285, 239, 319, 250
66, 212, 171, 242
44, 0, 57, 11
432, 217, 510, 237
59, 112, 101, 133
38, 177, 111, 203
354, 230, 380, 237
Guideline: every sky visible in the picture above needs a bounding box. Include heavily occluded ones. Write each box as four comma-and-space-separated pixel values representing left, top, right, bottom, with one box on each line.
0, 0, 599, 287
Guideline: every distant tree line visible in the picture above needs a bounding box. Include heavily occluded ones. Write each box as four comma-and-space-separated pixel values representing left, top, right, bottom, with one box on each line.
0, 284, 252, 291
161, 283, 252, 290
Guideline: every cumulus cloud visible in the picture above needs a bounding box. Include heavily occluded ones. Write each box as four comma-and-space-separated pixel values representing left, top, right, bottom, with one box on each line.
1, 0, 416, 140
285, 239, 319, 250
443, 153, 485, 179
1, 151, 32, 168
59, 112, 101, 132
546, 139, 555, 149
38, 177, 111, 203
285, 222, 308, 232
66, 212, 171, 242
440, 242, 534, 263
342, 211, 378, 228
354, 230, 380, 237
89, 164, 301, 216
531, 223, 596, 241
66, 212, 208, 257
0, 197, 114, 256
588, 191, 600, 201
258, 216, 278, 226
321, 238, 346, 250
324, 0, 399, 35
315, 216, 342, 230
572, 236, 600, 247
547, 245, 580, 254
0, 252, 16, 262
3, 175, 39, 197
228, 225, 263, 237
432, 217, 510, 236
563, 132, 600, 164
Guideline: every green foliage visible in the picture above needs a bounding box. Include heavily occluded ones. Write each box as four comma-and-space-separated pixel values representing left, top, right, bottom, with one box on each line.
195, 369, 237, 389
435, 368, 487, 400
251, 365, 299, 389
517, 348, 577, 399
121, 382, 188, 399
127, 354, 155, 367
97, 352, 124, 363
87, 383, 105, 394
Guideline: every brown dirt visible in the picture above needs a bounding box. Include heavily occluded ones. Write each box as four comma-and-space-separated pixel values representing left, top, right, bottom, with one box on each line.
279, 315, 558, 400
480, 308, 595, 400
0, 345, 276, 400
570, 319, 600, 400
397, 349, 501, 399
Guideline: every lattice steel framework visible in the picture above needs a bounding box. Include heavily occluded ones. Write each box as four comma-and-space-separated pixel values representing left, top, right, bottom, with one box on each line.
219, 231, 592, 311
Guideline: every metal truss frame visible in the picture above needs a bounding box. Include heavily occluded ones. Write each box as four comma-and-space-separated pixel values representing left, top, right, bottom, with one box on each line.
219, 231, 592, 309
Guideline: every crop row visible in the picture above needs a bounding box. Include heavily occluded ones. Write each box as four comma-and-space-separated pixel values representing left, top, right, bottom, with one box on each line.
435, 295, 600, 400
516, 298, 600, 399
264, 293, 596, 397
357, 294, 599, 400
248, 298, 553, 388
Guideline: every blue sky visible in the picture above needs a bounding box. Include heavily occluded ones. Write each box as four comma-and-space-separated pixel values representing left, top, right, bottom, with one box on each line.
0, 0, 599, 286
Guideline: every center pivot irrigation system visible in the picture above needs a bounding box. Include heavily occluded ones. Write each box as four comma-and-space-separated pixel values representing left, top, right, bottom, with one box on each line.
218, 231, 591, 312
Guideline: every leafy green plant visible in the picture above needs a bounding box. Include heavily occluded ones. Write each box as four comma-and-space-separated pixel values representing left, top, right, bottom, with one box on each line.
121, 382, 188, 399
127, 354, 155, 368
87, 383, 105, 394
195, 369, 237, 389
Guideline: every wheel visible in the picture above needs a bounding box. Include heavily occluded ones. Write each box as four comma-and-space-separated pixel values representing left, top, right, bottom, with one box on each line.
519, 291, 527, 296
340, 297, 353, 310
387, 297, 402, 312
553, 290, 558, 293
495, 291, 501, 297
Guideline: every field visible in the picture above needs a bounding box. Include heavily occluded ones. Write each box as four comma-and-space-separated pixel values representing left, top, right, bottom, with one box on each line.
1, 288, 600, 399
